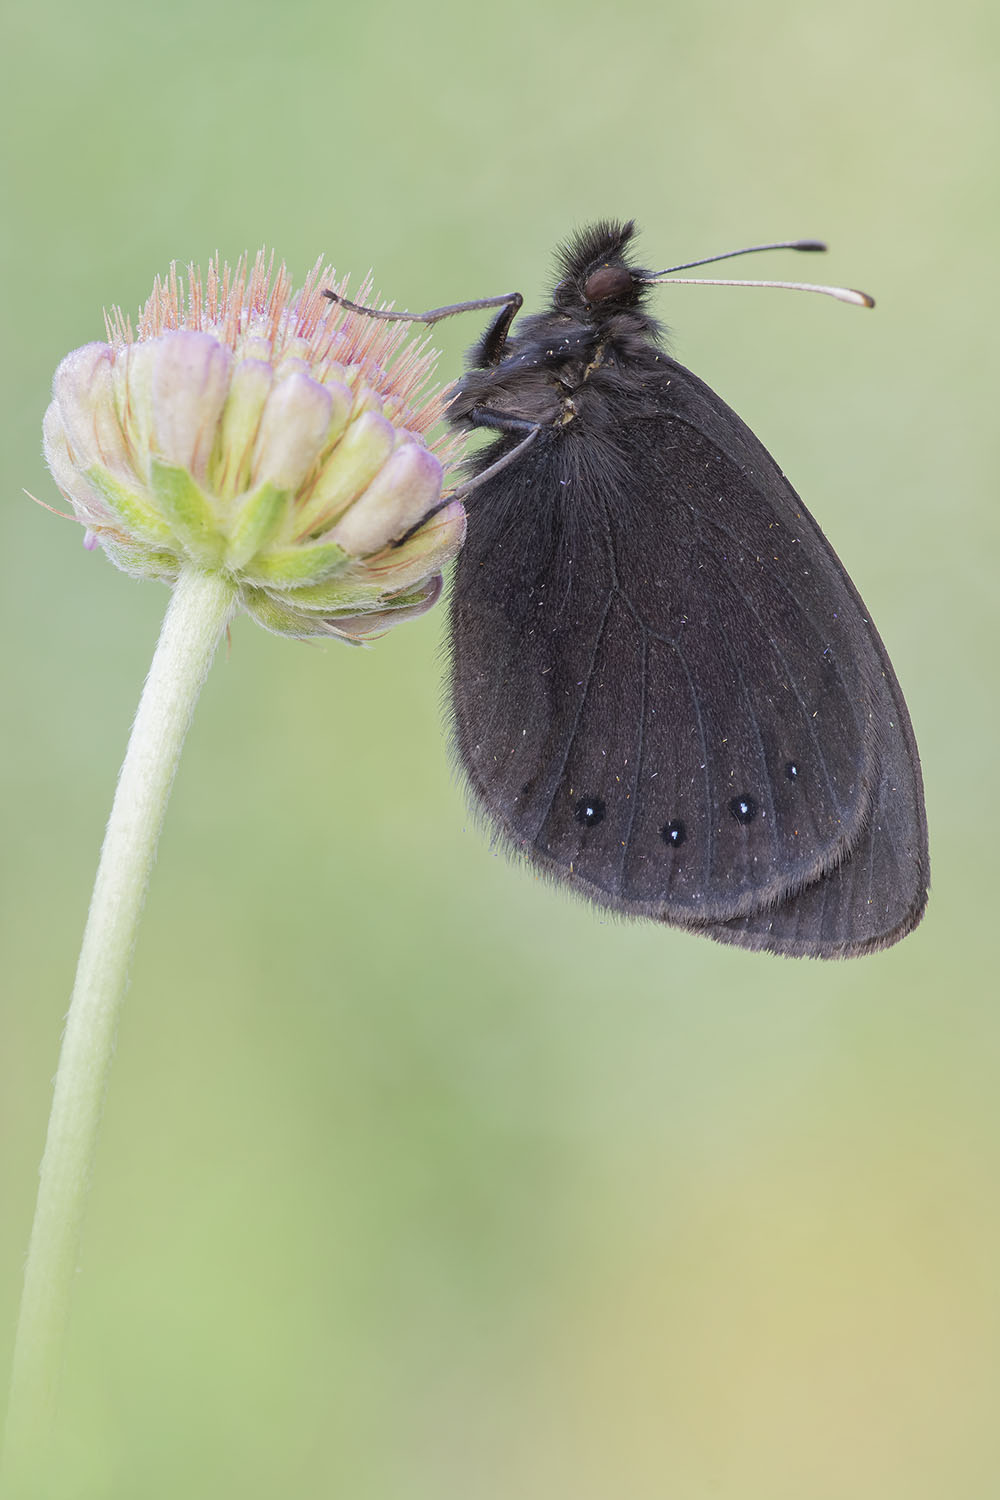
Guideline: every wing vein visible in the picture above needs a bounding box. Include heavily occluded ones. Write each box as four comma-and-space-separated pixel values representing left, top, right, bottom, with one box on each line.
691, 542, 850, 819
714, 615, 781, 869
671, 635, 714, 885
691, 511, 863, 808
618, 623, 648, 895
527, 592, 615, 845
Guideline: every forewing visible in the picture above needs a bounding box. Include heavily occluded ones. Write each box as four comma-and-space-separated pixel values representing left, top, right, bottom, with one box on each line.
449, 364, 927, 953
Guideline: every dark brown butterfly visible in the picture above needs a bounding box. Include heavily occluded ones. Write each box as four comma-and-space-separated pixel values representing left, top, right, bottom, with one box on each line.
329, 222, 929, 957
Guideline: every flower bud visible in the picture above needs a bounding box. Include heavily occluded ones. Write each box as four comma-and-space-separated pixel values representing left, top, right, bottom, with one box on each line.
42, 252, 467, 639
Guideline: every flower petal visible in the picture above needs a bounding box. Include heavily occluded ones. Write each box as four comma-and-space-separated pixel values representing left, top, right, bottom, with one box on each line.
252, 369, 338, 492
150, 330, 231, 480
51, 343, 135, 479
293, 409, 397, 538
213, 358, 273, 500
42, 402, 108, 526
346, 499, 465, 592
328, 440, 443, 557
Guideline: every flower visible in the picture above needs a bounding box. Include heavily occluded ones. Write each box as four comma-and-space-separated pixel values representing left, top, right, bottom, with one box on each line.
42, 252, 467, 639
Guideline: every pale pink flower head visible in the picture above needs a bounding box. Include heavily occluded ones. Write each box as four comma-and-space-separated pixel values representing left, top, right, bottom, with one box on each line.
42, 252, 466, 639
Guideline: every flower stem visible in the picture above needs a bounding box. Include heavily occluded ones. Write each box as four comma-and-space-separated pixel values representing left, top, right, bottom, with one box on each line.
2, 568, 237, 1492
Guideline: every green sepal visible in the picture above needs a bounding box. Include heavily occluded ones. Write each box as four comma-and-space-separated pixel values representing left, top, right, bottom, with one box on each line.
242, 587, 330, 638
286, 578, 437, 618
99, 535, 181, 581
383, 583, 436, 608
336, 582, 438, 616
150, 457, 224, 566
225, 482, 288, 571
84, 464, 173, 546
241, 539, 349, 588
280, 577, 387, 612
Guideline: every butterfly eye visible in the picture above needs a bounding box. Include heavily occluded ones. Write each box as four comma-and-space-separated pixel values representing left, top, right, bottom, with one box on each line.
583, 265, 634, 304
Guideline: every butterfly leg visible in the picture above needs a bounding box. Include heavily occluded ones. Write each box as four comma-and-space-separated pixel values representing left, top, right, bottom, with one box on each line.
469, 296, 524, 366
450, 422, 542, 499
322, 286, 523, 343
390, 422, 542, 548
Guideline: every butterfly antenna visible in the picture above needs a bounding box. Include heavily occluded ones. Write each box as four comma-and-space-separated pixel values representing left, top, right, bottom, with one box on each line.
643, 239, 874, 308
650, 238, 827, 274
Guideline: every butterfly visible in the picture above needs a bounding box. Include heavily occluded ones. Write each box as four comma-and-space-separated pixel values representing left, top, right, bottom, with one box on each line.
331, 221, 929, 957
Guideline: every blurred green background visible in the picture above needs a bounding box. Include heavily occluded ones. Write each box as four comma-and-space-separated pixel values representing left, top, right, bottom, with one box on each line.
2, 0, 997, 1495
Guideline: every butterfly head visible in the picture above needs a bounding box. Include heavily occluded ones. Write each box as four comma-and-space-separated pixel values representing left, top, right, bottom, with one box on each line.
551, 220, 652, 320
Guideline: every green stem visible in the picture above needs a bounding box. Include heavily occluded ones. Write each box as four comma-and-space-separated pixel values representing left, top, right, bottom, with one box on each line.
2, 568, 237, 1492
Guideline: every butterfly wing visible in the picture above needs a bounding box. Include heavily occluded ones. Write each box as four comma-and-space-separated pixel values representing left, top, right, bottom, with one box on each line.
449, 358, 928, 957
